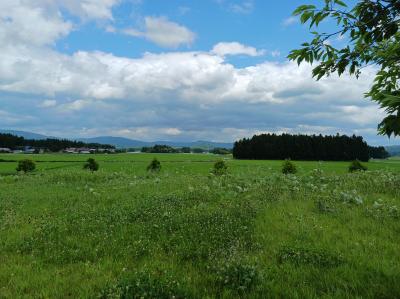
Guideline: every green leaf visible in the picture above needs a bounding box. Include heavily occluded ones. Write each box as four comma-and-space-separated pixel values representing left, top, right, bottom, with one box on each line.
300, 11, 313, 24
293, 5, 316, 16
334, 0, 347, 7
378, 115, 400, 137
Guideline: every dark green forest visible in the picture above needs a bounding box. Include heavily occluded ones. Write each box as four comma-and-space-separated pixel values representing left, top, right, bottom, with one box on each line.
368, 145, 390, 159
141, 145, 179, 153
233, 134, 388, 161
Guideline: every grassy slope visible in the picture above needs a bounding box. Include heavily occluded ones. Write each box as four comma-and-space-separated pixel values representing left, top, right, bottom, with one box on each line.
0, 154, 399, 298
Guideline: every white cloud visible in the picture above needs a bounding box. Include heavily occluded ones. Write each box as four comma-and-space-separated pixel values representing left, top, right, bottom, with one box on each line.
0, 1, 73, 47
75, 0, 119, 20
54, 0, 120, 20
164, 128, 182, 136
271, 50, 281, 57
215, 0, 254, 14
0, 43, 377, 108
230, 1, 254, 14
282, 16, 298, 27
338, 105, 385, 126
0, 0, 121, 48
123, 17, 196, 48
178, 6, 191, 16
212, 42, 266, 57
74, 127, 182, 140
39, 99, 57, 108
0, 110, 35, 125
105, 25, 117, 33
61, 99, 91, 111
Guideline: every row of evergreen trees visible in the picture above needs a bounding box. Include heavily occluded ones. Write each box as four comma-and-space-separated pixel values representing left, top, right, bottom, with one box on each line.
141, 145, 231, 154
368, 146, 390, 159
0, 133, 115, 152
141, 145, 180, 153
233, 133, 386, 161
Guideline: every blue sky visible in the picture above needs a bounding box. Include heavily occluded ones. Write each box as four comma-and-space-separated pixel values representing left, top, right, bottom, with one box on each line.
59, 1, 299, 59
0, 0, 398, 145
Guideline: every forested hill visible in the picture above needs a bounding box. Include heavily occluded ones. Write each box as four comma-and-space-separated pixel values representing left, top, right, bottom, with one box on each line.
0, 133, 115, 152
233, 133, 388, 161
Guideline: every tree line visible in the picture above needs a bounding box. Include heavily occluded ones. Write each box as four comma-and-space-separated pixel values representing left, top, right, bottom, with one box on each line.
233, 133, 388, 161
0, 133, 115, 152
141, 145, 180, 153
140, 145, 232, 154
368, 146, 390, 159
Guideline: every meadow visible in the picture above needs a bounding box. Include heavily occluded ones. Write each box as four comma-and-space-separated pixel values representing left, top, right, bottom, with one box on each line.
0, 153, 400, 298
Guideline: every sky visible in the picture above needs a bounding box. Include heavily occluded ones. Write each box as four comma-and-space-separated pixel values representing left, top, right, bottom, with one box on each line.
0, 0, 398, 145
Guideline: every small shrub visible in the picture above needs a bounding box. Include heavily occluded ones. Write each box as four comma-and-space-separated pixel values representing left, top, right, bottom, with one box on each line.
83, 158, 99, 172
316, 200, 336, 214
366, 200, 399, 220
349, 159, 367, 172
98, 270, 189, 299
147, 158, 161, 172
212, 159, 228, 176
214, 261, 259, 294
16, 159, 36, 173
282, 159, 297, 175
338, 190, 363, 205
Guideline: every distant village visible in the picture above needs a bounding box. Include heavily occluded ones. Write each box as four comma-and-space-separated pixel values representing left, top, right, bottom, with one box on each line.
0, 132, 118, 154
63, 147, 116, 154
0, 133, 232, 155
0, 146, 116, 154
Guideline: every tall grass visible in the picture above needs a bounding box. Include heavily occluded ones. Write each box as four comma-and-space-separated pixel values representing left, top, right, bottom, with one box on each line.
0, 154, 399, 298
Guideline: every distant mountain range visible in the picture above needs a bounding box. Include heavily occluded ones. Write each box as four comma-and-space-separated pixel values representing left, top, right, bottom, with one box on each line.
385, 145, 400, 157
77, 136, 233, 149
0, 130, 233, 149
0, 129, 50, 140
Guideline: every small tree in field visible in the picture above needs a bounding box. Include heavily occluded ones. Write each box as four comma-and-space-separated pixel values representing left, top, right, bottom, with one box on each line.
16, 159, 36, 173
348, 160, 367, 173
213, 159, 228, 176
282, 159, 297, 175
83, 158, 99, 172
147, 158, 161, 172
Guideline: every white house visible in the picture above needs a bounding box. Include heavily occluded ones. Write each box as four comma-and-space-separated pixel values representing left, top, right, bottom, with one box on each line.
0, 147, 12, 153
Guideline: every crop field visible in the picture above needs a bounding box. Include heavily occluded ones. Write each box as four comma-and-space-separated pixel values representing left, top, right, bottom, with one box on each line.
1, 153, 400, 298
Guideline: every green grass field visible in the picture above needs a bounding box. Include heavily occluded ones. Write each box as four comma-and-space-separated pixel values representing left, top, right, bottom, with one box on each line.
1, 153, 400, 298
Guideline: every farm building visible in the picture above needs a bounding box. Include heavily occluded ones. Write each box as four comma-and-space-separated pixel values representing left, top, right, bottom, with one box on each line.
0, 147, 12, 153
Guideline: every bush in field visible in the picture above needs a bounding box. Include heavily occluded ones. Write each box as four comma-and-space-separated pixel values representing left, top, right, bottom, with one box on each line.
213, 159, 228, 176
349, 160, 367, 172
16, 159, 36, 173
282, 159, 297, 175
180, 147, 191, 153
211, 147, 231, 155
192, 148, 205, 153
215, 261, 259, 294
99, 270, 189, 299
83, 158, 99, 172
147, 158, 161, 172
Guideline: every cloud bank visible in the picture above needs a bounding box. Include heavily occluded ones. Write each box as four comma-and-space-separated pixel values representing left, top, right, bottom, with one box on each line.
123, 16, 196, 48
212, 42, 266, 57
